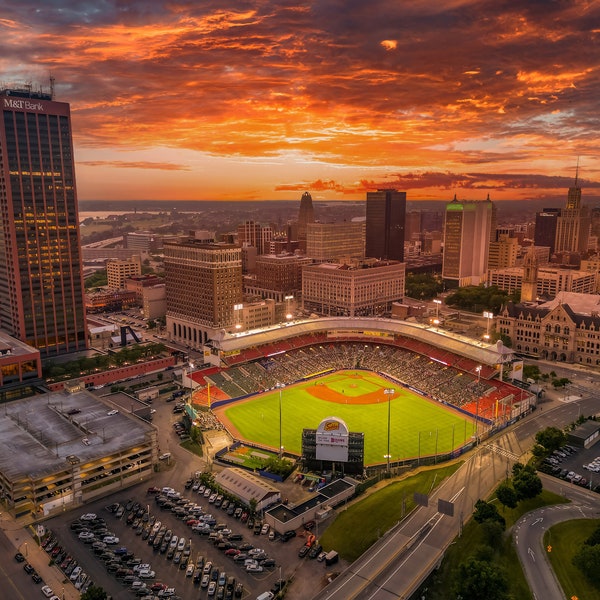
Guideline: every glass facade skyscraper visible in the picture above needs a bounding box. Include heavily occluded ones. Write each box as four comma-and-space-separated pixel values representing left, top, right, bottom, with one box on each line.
0, 87, 87, 355
365, 189, 406, 262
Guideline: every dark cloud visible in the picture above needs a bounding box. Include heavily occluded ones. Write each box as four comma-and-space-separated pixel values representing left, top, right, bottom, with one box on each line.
1, 1, 599, 199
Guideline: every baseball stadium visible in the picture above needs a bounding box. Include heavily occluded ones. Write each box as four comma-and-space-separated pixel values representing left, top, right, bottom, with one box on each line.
183, 316, 533, 470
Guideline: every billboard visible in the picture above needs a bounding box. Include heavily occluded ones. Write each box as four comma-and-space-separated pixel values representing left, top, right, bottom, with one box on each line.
316, 417, 350, 462
510, 360, 524, 381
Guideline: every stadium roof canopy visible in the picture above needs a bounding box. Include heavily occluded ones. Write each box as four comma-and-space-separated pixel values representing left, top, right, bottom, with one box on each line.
210, 316, 513, 368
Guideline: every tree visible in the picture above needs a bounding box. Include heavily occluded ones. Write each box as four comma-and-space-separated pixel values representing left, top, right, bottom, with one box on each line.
249, 497, 258, 516
480, 519, 505, 546
584, 523, 600, 547
523, 365, 541, 382
552, 377, 571, 389
81, 585, 108, 600
512, 464, 542, 501
535, 427, 566, 452
453, 557, 511, 600
473, 499, 506, 529
573, 544, 600, 585
404, 273, 443, 301
496, 482, 518, 510
445, 284, 514, 314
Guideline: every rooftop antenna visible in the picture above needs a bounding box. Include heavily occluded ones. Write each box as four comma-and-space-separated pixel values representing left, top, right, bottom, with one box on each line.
49, 74, 55, 100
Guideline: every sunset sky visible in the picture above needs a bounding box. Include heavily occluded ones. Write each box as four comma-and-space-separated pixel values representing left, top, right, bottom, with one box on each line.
2, 1, 599, 202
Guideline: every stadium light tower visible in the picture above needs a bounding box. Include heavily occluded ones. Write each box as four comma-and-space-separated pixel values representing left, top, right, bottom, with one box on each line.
433, 298, 442, 319
384, 388, 394, 474
234, 303, 243, 330
284, 295, 294, 321
276, 382, 285, 459
475, 365, 482, 382
483, 311, 494, 342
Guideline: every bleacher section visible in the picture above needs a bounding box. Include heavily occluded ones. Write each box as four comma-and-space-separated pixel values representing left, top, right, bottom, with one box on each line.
195, 340, 514, 421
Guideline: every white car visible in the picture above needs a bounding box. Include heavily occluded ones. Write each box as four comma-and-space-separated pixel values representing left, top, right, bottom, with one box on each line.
138, 569, 156, 579
80, 513, 96, 521
261, 523, 270, 535
207, 581, 217, 596
159, 452, 171, 461
186, 563, 195, 577
177, 537, 186, 551
107, 409, 118, 416
78, 531, 94, 541
41, 585, 54, 598
169, 535, 179, 548
70, 566, 82, 581
103, 535, 119, 544
133, 563, 151, 573
246, 563, 263, 573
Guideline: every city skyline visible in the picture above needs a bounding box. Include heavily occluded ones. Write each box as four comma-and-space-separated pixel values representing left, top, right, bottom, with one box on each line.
2, 1, 599, 202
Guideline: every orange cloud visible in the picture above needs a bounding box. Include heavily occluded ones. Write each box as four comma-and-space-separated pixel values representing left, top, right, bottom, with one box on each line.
1, 1, 598, 202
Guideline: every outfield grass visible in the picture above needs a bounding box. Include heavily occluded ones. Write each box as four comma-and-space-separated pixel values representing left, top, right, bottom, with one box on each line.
222, 370, 477, 465
545, 518, 600, 600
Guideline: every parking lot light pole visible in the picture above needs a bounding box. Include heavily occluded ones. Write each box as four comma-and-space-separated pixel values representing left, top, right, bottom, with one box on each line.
384, 388, 394, 474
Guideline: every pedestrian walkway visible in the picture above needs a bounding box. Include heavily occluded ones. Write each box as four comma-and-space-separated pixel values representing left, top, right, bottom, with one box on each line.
0, 511, 80, 600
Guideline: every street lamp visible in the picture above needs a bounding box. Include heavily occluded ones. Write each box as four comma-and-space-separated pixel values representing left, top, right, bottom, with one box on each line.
475, 365, 482, 382
276, 382, 285, 459
433, 298, 442, 319
483, 311, 494, 342
384, 388, 394, 474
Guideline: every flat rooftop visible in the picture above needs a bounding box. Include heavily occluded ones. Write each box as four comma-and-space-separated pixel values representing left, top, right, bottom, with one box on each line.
0, 389, 155, 481
0, 330, 39, 358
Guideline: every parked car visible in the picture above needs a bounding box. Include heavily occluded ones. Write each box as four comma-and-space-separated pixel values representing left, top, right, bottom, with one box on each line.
281, 530, 296, 542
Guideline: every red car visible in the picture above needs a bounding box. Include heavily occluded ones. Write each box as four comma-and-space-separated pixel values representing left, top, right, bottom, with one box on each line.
151, 582, 167, 591
147, 486, 161, 494
225, 549, 240, 557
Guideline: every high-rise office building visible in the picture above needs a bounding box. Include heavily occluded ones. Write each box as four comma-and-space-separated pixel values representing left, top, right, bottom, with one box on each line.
365, 189, 406, 262
297, 192, 315, 253
237, 220, 273, 255
164, 239, 242, 347
442, 195, 494, 287
534, 209, 560, 255
555, 174, 590, 254
306, 221, 365, 261
0, 86, 87, 355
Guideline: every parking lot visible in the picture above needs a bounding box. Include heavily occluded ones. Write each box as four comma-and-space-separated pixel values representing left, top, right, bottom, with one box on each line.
539, 442, 600, 491
42, 476, 336, 600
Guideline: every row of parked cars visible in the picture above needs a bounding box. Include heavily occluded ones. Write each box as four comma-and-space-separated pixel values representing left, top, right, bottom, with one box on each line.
33, 528, 94, 596
150, 485, 270, 595
72, 508, 178, 599
539, 444, 600, 492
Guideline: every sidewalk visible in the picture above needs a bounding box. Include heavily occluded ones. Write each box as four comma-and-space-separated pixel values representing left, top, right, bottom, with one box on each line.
0, 511, 80, 600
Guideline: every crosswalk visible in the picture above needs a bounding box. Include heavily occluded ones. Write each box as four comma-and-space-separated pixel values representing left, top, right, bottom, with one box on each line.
484, 443, 520, 461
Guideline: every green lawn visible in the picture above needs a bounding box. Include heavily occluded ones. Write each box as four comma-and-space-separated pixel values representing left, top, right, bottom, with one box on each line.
223, 370, 477, 465
545, 518, 600, 600
427, 488, 569, 600
320, 464, 462, 561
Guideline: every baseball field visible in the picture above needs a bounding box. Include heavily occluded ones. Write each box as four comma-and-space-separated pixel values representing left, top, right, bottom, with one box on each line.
218, 370, 477, 465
